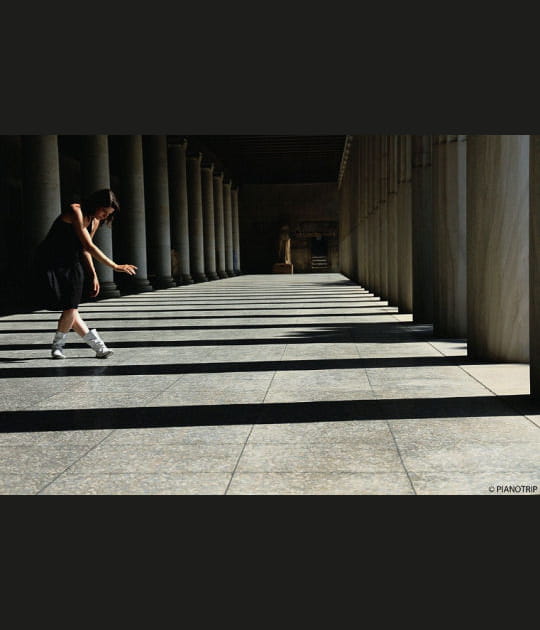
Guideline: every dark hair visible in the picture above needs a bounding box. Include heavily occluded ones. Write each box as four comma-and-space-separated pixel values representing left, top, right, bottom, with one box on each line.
81, 189, 120, 226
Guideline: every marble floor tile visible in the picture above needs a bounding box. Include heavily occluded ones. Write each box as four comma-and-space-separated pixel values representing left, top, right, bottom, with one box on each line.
248, 420, 391, 444
0, 429, 114, 447
397, 441, 540, 473
525, 414, 540, 429
173, 372, 275, 388
149, 388, 268, 406
104, 424, 252, 445
39, 472, 232, 495
235, 442, 404, 473
263, 389, 377, 403
0, 473, 60, 495
388, 416, 540, 443
0, 445, 92, 473
369, 382, 492, 399
69, 375, 184, 393
32, 391, 159, 410
281, 343, 359, 359
365, 365, 475, 383
459, 364, 530, 395
0, 392, 60, 411
67, 442, 244, 474
227, 472, 414, 495
269, 368, 372, 390
428, 340, 468, 357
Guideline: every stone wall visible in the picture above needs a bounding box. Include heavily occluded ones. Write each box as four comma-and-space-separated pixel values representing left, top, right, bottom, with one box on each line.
239, 182, 339, 273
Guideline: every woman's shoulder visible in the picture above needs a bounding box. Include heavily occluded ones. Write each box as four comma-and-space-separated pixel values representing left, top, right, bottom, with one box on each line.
60, 202, 85, 225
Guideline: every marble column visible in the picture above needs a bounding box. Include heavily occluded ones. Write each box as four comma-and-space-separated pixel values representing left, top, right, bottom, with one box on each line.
373, 136, 381, 296
348, 156, 355, 280
467, 134, 529, 362
142, 135, 176, 289
349, 140, 359, 283
432, 136, 445, 330
81, 135, 120, 298
387, 136, 399, 307
530, 136, 540, 397
168, 139, 193, 284
339, 166, 350, 278
115, 135, 153, 294
22, 135, 62, 308
411, 135, 434, 323
379, 135, 389, 299
397, 135, 413, 313
213, 170, 228, 278
223, 178, 235, 277
338, 179, 346, 275
232, 186, 242, 275
201, 160, 219, 280
360, 136, 370, 288
186, 152, 208, 282
433, 135, 467, 338
22, 135, 62, 256
338, 138, 353, 279
357, 136, 366, 286
365, 136, 374, 289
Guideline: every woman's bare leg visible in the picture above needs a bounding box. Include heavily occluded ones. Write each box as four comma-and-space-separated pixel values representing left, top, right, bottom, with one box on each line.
52, 309, 76, 358
57, 309, 77, 333
71, 310, 90, 337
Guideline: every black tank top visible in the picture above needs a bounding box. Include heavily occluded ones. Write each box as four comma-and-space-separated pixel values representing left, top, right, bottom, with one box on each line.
37, 216, 91, 267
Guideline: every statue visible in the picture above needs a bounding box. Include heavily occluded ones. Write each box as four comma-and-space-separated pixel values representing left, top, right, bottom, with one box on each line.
278, 224, 292, 264
273, 224, 294, 273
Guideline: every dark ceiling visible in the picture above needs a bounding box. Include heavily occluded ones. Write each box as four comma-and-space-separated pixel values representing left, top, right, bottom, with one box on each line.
59, 135, 347, 187
181, 135, 347, 185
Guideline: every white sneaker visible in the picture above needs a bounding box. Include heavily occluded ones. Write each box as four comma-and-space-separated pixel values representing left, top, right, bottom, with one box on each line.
82, 329, 114, 359
51, 331, 68, 359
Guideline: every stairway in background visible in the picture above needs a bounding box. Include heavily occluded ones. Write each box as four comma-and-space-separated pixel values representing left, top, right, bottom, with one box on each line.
311, 255, 329, 271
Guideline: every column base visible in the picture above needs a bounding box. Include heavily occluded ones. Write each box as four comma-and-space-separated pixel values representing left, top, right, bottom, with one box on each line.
233, 269, 242, 276
176, 274, 194, 285
226, 269, 235, 277
95, 282, 121, 299
206, 271, 220, 281
151, 276, 177, 289
116, 277, 154, 295
217, 270, 228, 279
192, 272, 208, 283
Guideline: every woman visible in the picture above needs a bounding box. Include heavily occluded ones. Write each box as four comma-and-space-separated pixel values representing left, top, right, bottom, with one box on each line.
35, 189, 137, 359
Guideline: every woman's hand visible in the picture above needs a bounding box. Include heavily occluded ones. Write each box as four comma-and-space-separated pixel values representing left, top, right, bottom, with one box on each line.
90, 276, 100, 297
114, 264, 138, 276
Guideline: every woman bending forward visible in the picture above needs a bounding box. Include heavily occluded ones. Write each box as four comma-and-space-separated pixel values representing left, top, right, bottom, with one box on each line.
36, 189, 137, 359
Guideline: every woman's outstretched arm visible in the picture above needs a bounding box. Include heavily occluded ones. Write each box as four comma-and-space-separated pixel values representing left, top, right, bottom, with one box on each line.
67, 204, 137, 275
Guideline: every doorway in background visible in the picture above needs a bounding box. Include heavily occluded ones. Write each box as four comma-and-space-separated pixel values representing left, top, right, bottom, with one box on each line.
311, 235, 329, 271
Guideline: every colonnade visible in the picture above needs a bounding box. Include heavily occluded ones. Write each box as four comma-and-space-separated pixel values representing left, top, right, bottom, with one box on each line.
21, 135, 242, 297
339, 134, 539, 397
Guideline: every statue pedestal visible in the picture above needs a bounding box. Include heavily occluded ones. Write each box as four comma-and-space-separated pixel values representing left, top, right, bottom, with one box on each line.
272, 263, 294, 274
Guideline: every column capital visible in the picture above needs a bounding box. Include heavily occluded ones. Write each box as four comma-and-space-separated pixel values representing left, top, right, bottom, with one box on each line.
187, 151, 202, 161
201, 160, 214, 172
213, 170, 224, 179
168, 137, 188, 150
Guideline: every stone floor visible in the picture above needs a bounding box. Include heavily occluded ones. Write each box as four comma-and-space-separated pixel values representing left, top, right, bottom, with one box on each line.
0, 273, 538, 495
